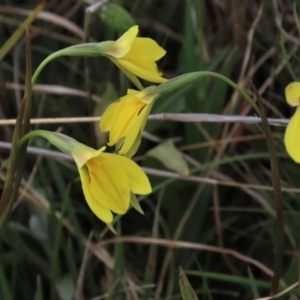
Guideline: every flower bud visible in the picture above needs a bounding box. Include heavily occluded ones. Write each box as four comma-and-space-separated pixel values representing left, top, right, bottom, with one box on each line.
100, 3, 136, 33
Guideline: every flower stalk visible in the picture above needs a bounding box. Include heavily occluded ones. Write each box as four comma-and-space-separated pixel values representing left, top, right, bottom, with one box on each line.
100, 71, 261, 157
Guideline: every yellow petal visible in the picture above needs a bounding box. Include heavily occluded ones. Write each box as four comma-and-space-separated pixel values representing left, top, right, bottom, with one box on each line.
116, 58, 167, 83
105, 25, 138, 58
78, 168, 113, 223
86, 156, 131, 214
127, 37, 166, 62
285, 82, 300, 107
118, 121, 142, 156
120, 37, 167, 83
119, 103, 152, 155
120, 103, 154, 158
110, 58, 144, 90
109, 94, 145, 145
140, 102, 154, 131
127, 89, 140, 95
100, 101, 119, 132
284, 106, 300, 162
122, 130, 142, 158
101, 153, 152, 194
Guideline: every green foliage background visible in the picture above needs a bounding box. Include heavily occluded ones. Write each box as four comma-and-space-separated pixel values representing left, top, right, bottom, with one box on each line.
0, 0, 299, 299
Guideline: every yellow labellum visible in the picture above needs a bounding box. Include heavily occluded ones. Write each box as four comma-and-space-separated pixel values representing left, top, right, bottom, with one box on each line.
100, 89, 158, 157
285, 82, 300, 107
284, 82, 300, 163
103, 25, 167, 89
71, 144, 152, 224
285, 106, 300, 163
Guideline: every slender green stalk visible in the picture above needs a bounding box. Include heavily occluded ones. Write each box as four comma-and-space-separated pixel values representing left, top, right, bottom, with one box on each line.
31, 42, 111, 85
0, 100, 25, 230
0, 1, 46, 62
7, 29, 34, 224
18, 130, 57, 148
50, 188, 70, 300
250, 82, 284, 295
18, 130, 77, 155
280, 37, 298, 81
155, 71, 261, 116
0, 29, 33, 231
142, 188, 163, 300
193, 0, 204, 71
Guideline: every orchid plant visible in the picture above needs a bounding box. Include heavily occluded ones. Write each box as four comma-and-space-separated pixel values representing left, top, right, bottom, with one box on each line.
28, 26, 167, 231
5, 23, 294, 234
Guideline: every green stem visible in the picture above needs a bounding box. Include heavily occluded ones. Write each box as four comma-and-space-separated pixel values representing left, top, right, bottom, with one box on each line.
156, 71, 261, 116
0, 101, 25, 230
18, 130, 50, 148
0, 1, 45, 62
0, 30, 33, 231
18, 130, 77, 155
193, 0, 204, 71
251, 82, 284, 295
31, 42, 111, 85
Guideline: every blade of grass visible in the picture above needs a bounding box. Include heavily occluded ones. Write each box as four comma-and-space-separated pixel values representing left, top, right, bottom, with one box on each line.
113, 220, 125, 288
0, 28, 32, 231
280, 36, 298, 81
142, 187, 164, 300
34, 275, 43, 300
250, 81, 284, 295
0, 260, 13, 300
179, 266, 199, 300
248, 266, 260, 298
186, 270, 271, 289
51, 186, 71, 300
194, 260, 213, 300
0, 1, 46, 62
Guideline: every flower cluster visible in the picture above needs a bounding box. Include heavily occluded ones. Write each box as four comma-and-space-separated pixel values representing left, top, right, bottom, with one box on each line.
82, 26, 167, 226
25, 22, 300, 230
99, 26, 165, 157
31, 25, 168, 230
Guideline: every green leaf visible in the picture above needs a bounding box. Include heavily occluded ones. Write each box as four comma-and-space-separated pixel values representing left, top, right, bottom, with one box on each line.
57, 275, 75, 300
100, 3, 136, 34
147, 141, 189, 176
29, 210, 48, 241
34, 275, 43, 300
179, 267, 199, 300
0, 261, 13, 300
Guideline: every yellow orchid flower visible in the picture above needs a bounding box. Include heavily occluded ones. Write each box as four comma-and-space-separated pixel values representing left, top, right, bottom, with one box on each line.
284, 82, 300, 163
103, 25, 167, 89
31, 26, 167, 90
71, 143, 152, 225
18, 130, 152, 230
100, 88, 159, 157
31, 26, 167, 89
